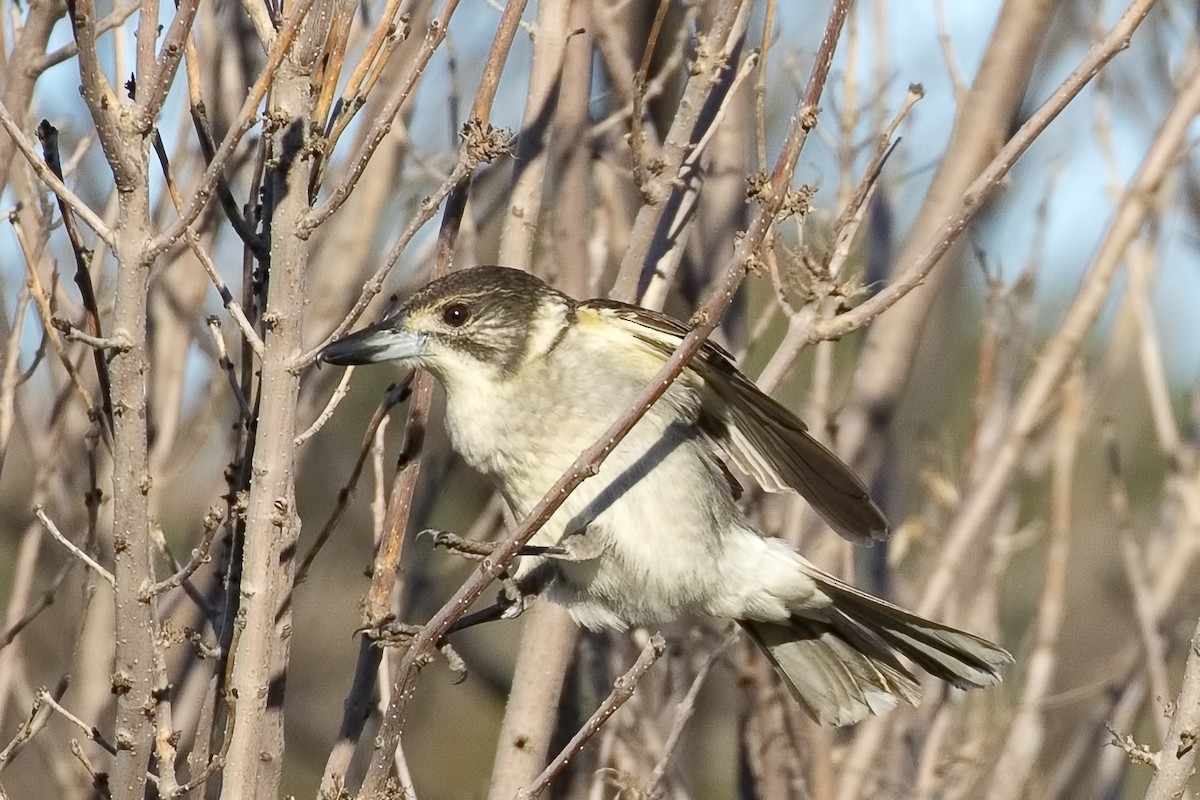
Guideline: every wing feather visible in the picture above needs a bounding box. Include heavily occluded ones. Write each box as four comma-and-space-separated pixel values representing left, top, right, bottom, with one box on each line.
583, 300, 888, 543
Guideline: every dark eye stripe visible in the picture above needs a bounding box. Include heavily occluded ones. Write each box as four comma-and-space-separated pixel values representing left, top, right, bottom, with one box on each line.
442, 303, 471, 327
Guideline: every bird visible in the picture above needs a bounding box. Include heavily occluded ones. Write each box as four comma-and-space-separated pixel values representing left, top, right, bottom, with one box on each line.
319, 265, 1011, 726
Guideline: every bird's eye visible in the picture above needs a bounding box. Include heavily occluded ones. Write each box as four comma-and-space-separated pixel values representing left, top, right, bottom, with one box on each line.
442, 303, 471, 327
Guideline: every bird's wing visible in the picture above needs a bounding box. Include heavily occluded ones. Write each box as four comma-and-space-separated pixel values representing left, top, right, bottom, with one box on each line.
582, 300, 888, 544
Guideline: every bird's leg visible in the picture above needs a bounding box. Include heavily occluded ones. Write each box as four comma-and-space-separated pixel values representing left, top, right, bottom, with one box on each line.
419, 528, 566, 560
548, 528, 605, 561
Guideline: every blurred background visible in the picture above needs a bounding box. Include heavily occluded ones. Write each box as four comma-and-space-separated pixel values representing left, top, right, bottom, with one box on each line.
1, 0, 1198, 797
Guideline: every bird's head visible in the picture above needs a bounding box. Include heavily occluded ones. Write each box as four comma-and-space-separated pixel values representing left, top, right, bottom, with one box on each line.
318, 266, 574, 383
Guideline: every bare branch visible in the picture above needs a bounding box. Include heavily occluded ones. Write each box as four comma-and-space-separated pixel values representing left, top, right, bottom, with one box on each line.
517, 633, 667, 799
294, 366, 354, 446
916, 43, 1200, 620
1144, 617, 1200, 800
0, 102, 115, 248
34, 506, 114, 586
303, 0, 464, 233
150, 0, 323, 254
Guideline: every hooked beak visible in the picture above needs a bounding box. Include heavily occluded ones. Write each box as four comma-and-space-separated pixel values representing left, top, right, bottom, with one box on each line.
318, 317, 427, 366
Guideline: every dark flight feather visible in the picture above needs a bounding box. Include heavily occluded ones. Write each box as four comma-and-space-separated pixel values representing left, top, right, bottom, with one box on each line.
583, 299, 888, 543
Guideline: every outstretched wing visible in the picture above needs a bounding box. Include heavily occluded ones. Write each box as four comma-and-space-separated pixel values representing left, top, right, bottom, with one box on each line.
582, 300, 888, 544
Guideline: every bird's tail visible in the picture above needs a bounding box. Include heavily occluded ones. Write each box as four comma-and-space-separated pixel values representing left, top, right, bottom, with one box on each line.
740, 572, 1011, 727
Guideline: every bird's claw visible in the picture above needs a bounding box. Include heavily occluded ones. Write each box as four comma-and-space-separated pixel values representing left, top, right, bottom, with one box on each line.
361, 620, 423, 647
359, 620, 468, 682
418, 528, 497, 560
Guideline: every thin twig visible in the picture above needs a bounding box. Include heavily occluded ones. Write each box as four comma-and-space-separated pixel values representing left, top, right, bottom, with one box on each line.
1105, 424, 1173, 725
646, 628, 735, 792
52, 319, 129, 353
33, 507, 114, 586
149, 0, 322, 254
0, 686, 50, 768
0, 560, 74, 651
295, 366, 355, 446
36, 120, 115, 427
304, 0, 464, 234
517, 634, 667, 799
151, 132, 266, 355
140, 507, 223, 601
0, 102, 116, 247
206, 318, 255, 423
295, 378, 412, 587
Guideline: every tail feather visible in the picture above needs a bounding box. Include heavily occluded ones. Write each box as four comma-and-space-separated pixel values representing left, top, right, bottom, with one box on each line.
740, 619, 920, 726
815, 574, 1013, 690
741, 571, 1012, 727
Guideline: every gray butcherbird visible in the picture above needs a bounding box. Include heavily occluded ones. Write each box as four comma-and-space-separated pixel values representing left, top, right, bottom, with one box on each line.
319, 266, 1010, 726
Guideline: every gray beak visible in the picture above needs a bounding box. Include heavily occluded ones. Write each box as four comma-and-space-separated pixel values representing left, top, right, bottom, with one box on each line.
318, 318, 426, 366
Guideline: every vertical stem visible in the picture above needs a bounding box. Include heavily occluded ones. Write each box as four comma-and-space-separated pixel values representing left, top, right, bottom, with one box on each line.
108, 156, 158, 800
219, 14, 323, 793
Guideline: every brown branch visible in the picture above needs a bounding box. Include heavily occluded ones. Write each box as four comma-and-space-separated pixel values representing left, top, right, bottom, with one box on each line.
346, 61, 502, 668
321, 0, 412, 151
295, 377, 411, 589
516, 634, 667, 800
206, 318, 255, 422
362, 375, 431, 627
302, 0, 464, 234
185, 101, 266, 258
610, 0, 751, 302
645, 627, 734, 793
0, 558, 74, 652
140, 507, 222, 601
8, 214, 96, 416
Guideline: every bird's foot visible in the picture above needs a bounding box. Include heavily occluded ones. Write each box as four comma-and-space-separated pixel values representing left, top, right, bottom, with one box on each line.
361, 619, 422, 647
360, 619, 467, 682
420, 529, 572, 561
419, 529, 497, 560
